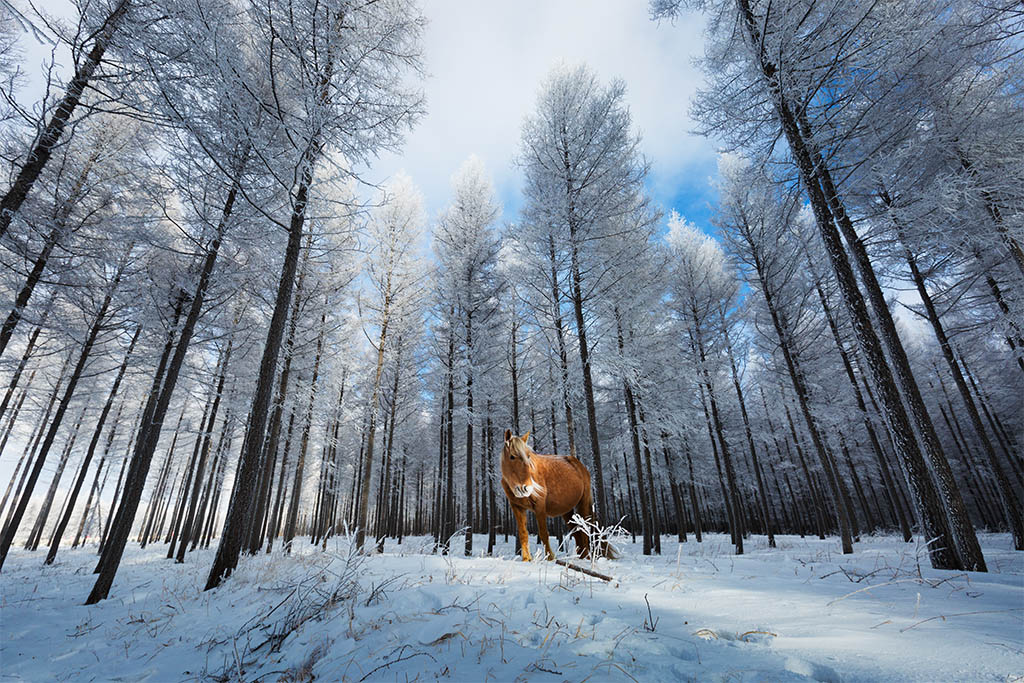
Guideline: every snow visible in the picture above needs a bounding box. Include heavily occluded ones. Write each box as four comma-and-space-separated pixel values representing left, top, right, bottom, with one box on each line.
2, 533, 1022, 681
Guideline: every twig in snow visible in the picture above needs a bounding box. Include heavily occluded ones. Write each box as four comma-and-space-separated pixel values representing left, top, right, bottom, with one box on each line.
358, 649, 435, 681
643, 593, 659, 632
899, 608, 1024, 633
739, 630, 777, 641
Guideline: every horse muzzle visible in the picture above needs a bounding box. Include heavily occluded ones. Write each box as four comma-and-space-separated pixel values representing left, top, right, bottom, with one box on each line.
512, 483, 535, 498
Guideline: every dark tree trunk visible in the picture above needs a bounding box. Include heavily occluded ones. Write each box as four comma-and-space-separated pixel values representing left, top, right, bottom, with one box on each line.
486, 402, 496, 555
733, 0, 963, 569
444, 329, 455, 550
139, 407, 184, 549
510, 319, 521, 434
894, 226, 1023, 549
45, 327, 139, 564
0, 372, 35, 514
465, 315, 474, 556
205, 161, 309, 589
89, 178, 237, 603
283, 349, 331, 550
167, 394, 214, 558
617, 312, 652, 554
567, 235, 607, 520
693, 330, 743, 554
28, 405, 87, 551
75, 399, 126, 547
0, 273, 121, 568
684, 436, 702, 542
176, 338, 233, 562
661, 436, 686, 542
0, 314, 46, 422
0, 0, 130, 239
353, 278, 394, 553
724, 326, 775, 548
547, 235, 577, 460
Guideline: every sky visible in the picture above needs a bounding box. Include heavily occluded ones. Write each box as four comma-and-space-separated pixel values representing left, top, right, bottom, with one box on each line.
363, 0, 718, 230
11, 0, 719, 232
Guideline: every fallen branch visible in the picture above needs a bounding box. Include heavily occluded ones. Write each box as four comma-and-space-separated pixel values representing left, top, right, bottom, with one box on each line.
555, 559, 613, 582
358, 650, 435, 681
899, 608, 1023, 633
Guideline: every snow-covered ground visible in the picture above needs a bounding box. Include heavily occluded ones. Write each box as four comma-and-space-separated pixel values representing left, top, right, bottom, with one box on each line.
1, 532, 1021, 681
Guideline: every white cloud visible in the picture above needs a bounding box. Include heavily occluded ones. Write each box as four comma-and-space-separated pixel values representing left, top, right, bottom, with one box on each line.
365, 0, 712, 220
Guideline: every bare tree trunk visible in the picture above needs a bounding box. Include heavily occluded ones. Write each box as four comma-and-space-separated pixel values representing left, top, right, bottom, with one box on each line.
892, 226, 1023, 549
692, 328, 743, 554
486, 402, 497, 554
547, 236, 577, 460
74, 399, 124, 547
0, 312, 47, 422
167, 396, 214, 558
464, 315, 475, 556
699, 381, 735, 543
733, 0, 966, 569
0, 372, 35, 515
444, 329, 456, 550
567, 234, 607, 519
283, 344, 330, 551
205, 158, 309, 589
0, 0, 130, 239
724, 325, 775, 548
0, 271, 121, 567
28, 404, 87, 550
176, 338, 233, 562
353, 277, 393, 553
661, 435, 686, 542
90, 177, 238, 603
636, 404, 662, 554
45, 327, 139, 564
684, 435, 702, 542
617, 311, 652, 553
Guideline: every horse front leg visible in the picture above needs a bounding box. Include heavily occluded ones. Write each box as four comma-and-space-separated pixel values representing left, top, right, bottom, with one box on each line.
536, 513, 556, 561
512, 506, 532, 562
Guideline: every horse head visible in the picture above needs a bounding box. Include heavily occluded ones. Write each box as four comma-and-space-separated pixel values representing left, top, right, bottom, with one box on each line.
501, 429, 543, 498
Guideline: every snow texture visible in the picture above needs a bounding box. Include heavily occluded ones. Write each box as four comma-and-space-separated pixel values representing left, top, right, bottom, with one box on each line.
1, 533, 1021, 681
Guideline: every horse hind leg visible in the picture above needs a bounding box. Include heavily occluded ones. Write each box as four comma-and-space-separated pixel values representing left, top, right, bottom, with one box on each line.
567, 490, 593, 559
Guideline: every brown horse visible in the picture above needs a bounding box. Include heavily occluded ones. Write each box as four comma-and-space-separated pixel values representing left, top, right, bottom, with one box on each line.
500, 429, 606, 562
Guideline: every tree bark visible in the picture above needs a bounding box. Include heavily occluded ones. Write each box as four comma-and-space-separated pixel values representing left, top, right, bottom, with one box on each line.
45, 327, 139, 564
89, 178, 237, 603
724, 324, 776, 548
0, 268, 121, 568
733, 0, 963, 570
205, 159, 309, 590
894, 224, 1023, 549
0, 0, 130, 239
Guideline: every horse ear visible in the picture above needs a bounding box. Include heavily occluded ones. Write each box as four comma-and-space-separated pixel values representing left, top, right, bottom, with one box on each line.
503, 428, 512, 443
521, 430, 530, 444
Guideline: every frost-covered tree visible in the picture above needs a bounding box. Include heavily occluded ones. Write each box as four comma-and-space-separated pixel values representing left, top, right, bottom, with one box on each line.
518, 64, 650, 520
352, 174, 426, 552
652, 0, 990, 571
433, 156, 502, 556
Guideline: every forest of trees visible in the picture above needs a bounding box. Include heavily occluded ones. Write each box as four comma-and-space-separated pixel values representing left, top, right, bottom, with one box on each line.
0, 0, 1020, 603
